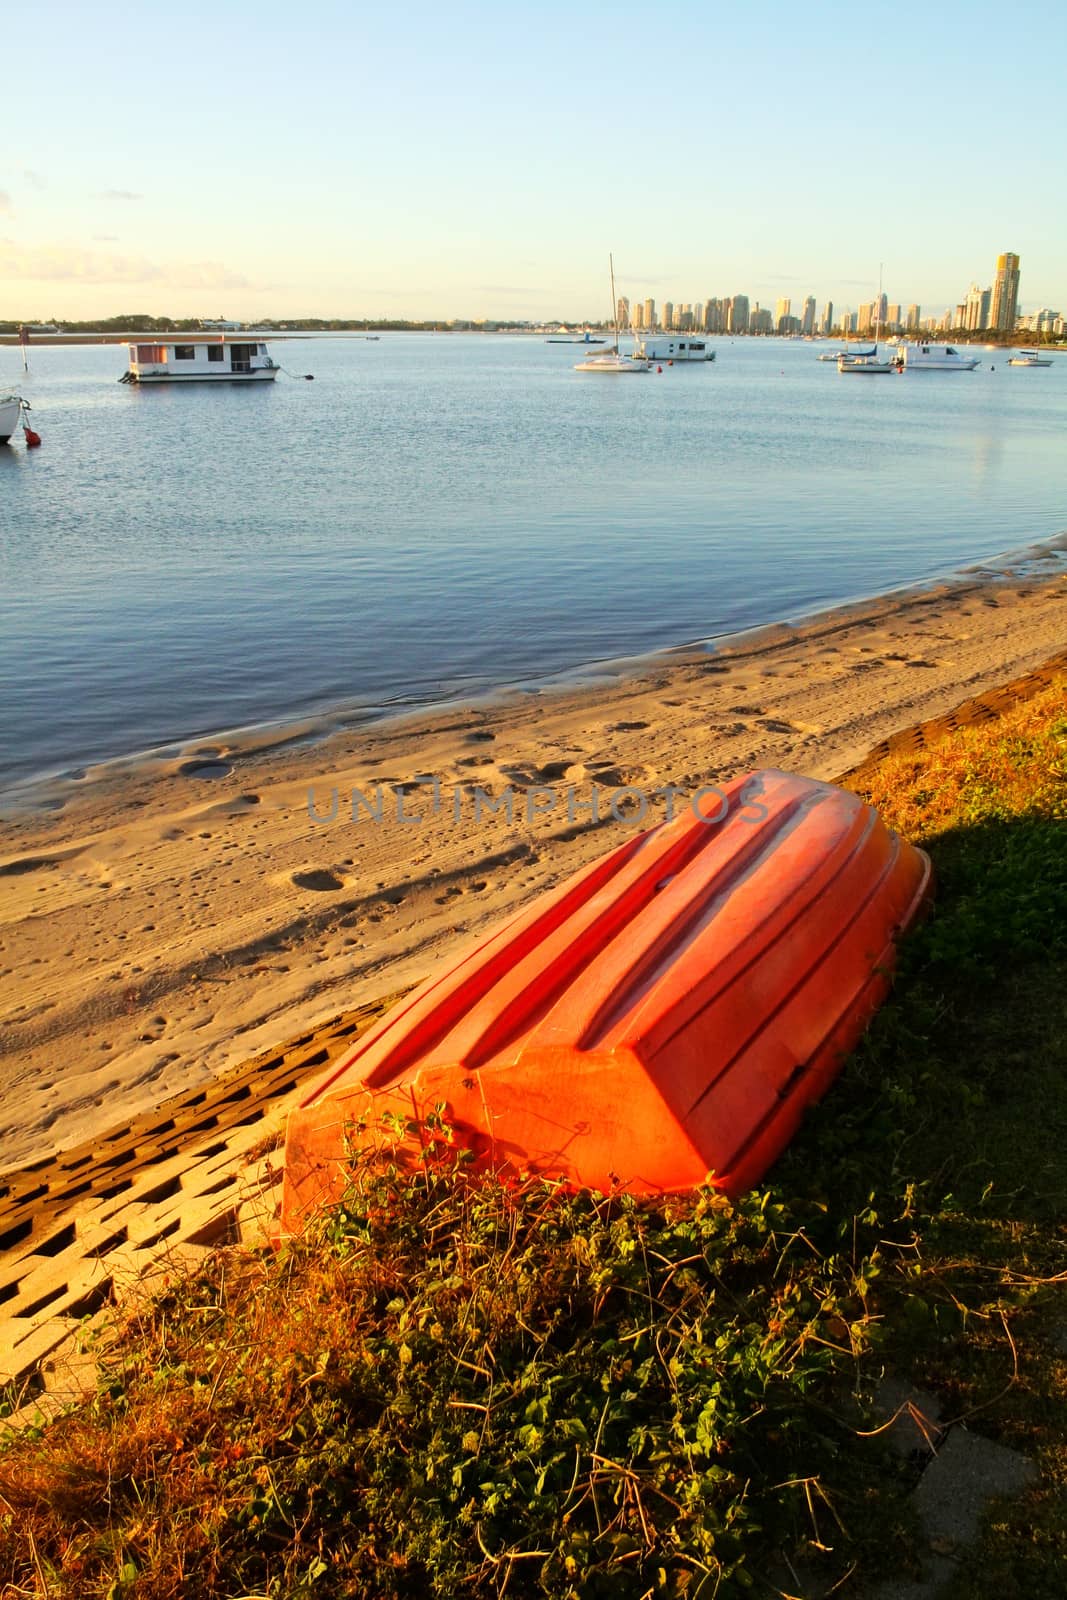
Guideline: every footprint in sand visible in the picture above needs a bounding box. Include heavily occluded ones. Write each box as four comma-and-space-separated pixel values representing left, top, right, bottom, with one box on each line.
728, 704, 764, 717
607, 720, 650, 732
291, 868, 345, 892
501, 758, 576, 787
591, 763, 654, 788
179, 759, 233, 780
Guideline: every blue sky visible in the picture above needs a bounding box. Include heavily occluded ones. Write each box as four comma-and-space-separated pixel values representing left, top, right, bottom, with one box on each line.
2, 0, 1063, 319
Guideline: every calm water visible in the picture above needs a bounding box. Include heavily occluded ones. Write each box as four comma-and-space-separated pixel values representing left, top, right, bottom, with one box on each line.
1, 334, 1065, 794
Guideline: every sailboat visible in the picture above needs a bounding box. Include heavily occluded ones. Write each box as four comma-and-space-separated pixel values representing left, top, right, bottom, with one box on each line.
574, 255, 650, 373
838, 270, 894, 373
817, 315, 875, 361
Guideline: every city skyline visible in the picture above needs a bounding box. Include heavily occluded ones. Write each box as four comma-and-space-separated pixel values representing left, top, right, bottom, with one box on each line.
2, 0, 1064, 321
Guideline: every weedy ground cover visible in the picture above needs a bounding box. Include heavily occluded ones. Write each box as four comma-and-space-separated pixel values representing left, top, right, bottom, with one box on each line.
1, 681, 1064, 1599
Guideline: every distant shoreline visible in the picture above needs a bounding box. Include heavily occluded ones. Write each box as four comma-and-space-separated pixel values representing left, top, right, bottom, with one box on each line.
3, 329, 1062, 349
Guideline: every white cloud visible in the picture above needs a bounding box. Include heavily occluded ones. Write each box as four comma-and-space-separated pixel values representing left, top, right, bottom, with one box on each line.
98, 189, 143, 202
0, 238, 252, 290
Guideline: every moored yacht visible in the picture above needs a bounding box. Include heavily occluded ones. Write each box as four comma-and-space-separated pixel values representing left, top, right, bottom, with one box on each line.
574, 254, 651, 374
893, 343, 980, 371
837, 351, 894, 374
1008, 349, 1052, 367
119, 336, 279, 383
0, 394, 25, 443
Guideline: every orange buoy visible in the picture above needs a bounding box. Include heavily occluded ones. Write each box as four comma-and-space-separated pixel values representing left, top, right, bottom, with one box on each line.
281, 770, 931, 1227
23, 426, 41, 448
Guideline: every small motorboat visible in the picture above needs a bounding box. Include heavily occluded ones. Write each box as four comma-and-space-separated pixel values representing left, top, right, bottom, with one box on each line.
282, 770, 931, 1227
1008, 349, 1052, 367
0, 394, 25, 444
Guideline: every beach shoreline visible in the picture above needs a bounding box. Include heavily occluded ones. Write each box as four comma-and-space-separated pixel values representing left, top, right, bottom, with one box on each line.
1, 567, 1065, 1175
4, 530, 1065, 812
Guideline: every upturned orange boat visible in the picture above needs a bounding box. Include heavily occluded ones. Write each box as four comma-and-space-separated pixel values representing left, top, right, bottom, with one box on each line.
281, 770, 931, 1228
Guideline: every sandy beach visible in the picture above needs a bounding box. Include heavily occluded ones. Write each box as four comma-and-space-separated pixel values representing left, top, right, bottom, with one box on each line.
1, 568, 1064, 1175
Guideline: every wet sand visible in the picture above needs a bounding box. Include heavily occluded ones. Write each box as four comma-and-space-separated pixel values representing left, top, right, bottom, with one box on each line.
1, 569, 1064, 1174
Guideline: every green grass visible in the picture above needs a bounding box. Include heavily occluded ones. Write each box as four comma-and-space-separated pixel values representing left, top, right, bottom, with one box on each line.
1, 683, 1065, 1599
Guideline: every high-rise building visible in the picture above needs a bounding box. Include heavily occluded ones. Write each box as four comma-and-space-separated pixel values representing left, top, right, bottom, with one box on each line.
820, 301, 833, 335
644, 297, 656, 330
886, 303, 902, 331
663, 301, 674, 330
617, 296, 630, 330
750, 306, 773, 334
876, 292, 888, 327
964, 284, 992, 331
774, 296, 791, 334
905, 304, 921, 331
729, 295, 750, 334
632, 303, 645, 331
801, 296, 816, 336
857, 301, 875, 335
991, 252, 1020, 331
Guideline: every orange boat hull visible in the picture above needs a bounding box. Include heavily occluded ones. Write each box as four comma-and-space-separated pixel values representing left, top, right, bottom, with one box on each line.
281, 770, 931, 1227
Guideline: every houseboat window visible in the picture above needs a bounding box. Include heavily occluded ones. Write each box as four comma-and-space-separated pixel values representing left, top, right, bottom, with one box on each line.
174, 345, 196, 360
258, 344, 267, 354
207, 346, 224, 362
136, 344, 165, 363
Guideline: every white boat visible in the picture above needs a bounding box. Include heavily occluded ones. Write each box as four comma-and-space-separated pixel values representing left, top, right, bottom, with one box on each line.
575, 255, 650, 374
837, 353, 894, 373
893, 343, 980, 371
0, 394, 25, 444
1008, 349, 1052, 367
838, 270, 894, 372
633, 334, 715, 362
574, 352, 651, 373
118, 336, 279, 383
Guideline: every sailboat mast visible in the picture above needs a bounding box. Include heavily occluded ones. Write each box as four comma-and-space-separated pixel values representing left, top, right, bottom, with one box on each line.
609, 253, 619, 355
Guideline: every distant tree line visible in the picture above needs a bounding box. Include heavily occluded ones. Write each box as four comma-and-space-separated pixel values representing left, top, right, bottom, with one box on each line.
0, 315, 545, 334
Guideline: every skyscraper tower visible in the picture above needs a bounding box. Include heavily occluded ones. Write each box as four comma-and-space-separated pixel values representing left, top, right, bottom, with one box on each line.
802, 296, 816, 335
991, 252, 1020, 332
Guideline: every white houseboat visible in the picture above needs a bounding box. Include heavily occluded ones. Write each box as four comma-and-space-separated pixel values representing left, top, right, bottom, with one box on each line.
119, 337, 279, 383
633, 334, 716, 362
893, 343, 980, 372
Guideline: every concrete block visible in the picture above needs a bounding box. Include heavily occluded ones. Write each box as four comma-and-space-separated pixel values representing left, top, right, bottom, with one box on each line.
913, 1426, 1037, 1550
